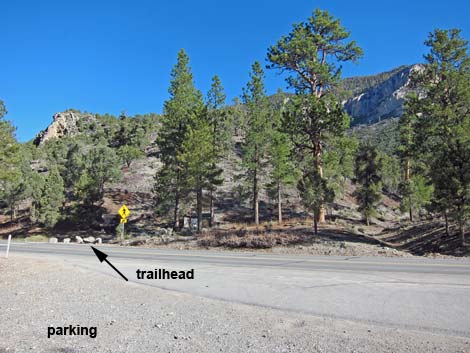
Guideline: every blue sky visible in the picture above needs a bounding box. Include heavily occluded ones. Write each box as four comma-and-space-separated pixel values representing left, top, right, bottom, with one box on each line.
2, 0, 469, 141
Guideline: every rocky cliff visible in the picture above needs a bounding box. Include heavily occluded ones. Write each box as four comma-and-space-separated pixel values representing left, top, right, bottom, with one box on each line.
34, 110, 95, 145
344, 65, 422, 125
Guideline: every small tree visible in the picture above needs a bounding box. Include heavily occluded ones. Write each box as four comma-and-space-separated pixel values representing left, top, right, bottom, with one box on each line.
34, 167, 65, 228
117, 145, 144, 168
354, 143, 383, 226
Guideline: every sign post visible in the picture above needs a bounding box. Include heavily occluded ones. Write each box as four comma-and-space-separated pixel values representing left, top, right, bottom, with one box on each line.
118, 205, 130, 244
5, 234, 11, 258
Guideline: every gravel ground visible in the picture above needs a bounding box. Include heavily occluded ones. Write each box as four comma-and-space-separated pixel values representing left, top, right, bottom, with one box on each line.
1, 257, 469, 353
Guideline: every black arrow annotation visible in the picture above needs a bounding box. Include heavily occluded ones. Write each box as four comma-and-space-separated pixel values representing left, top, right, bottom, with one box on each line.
91, 246, 128, 282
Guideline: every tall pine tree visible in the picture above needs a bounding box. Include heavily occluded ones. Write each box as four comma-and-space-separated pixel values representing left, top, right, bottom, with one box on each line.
205, 75, 229, 227
154, 49, 204, 228
267, 9, 362, 223
406, 29, 470, 245
241, 62, 271, 225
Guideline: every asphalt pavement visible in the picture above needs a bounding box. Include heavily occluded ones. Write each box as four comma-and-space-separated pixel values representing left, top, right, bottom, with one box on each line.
3, 241, 470, 338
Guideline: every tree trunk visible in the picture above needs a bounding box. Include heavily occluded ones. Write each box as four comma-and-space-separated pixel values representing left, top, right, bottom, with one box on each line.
314, 147, 326, 223
173, 193, 180, 230
254, 168, 259, 225
277, 182, 282, 224
409, 196, 413, 223
405, 158, 413, 222
209, 189, 214, 228
313, 211, 318, 235
197, 187, 202, 233
459, 221, 465, 247
444, 211, 449, 236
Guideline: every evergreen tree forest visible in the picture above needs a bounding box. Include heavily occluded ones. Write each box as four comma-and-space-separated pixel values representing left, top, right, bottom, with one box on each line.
1, 9, 470, 252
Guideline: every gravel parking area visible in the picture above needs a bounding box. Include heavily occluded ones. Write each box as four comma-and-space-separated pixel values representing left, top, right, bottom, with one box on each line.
1, 256, 469, 353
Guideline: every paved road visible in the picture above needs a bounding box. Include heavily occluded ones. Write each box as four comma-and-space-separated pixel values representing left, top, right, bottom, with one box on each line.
3, 241, 470, 338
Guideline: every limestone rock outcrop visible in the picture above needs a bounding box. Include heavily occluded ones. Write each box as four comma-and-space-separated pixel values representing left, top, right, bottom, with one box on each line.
34, 110, 95, 145
344, 65, 423, 125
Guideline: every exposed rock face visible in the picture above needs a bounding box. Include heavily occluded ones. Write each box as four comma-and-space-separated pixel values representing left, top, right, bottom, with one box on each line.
34, 110, 95, 145
344, 65, 422, 125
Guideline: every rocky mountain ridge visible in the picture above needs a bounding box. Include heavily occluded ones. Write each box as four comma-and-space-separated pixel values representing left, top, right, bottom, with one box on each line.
34, 65, 419, 145
344, 64, 422, 125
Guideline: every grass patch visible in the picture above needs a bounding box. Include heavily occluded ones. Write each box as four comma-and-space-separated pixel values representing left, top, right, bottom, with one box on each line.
24, 235, 49, 242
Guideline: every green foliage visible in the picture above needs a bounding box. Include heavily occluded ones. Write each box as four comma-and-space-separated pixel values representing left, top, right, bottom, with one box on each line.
400, 175, 434, 219
323, 135, 358, 198
154, 49, 204, 226
379, 152, 401, 194
206, 75, 231, 154
267, 8, 363, 95
117, 145, 144, 168
0, 99, 6, 119
404, 28, 470, 242
33, 167, 65, 228
284, 94, 350, 166
0, 110, 21, 188
75, 146, 121, 206
354, 143, 383, 225
240, 62, 272, 224
267, 9, 361, 222
178, 119, 223, 231
267, 108, 299, 222
297, 170, 334, 234
1, 146, 36, 219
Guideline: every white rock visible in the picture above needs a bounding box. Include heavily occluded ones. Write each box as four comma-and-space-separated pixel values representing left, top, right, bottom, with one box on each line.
75, 236, 84, 244
95, 237, 102, 244
83, 236, 96, 244
63, 238, 71, 244
49, 237, 58, 243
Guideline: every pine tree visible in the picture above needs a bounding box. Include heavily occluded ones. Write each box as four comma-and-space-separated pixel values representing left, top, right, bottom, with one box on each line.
154, 49, 204, 228
241, 62, 271, 225
406, 29, 470, 245
75, 146, 121, 206
267, 8, 362, 223
205, 75, 229, 226
268, 108, 297, 224
178, 119, 222, 232
354, 143, 383, 226
117, 145, 144, 168
34, 167, 65, 228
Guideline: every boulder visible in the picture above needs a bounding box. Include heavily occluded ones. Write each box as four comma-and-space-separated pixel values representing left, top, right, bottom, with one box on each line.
75, 236, 84, 244
63, 238, 71, 244
49, 237, 58, 243
83, 236, 96, 244
95, 237, 102, 244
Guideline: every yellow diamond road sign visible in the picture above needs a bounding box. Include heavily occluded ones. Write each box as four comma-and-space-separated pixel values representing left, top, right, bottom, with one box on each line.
118, 204, 130, 219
